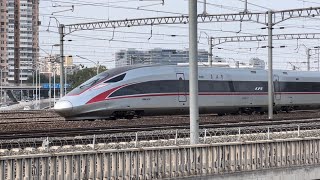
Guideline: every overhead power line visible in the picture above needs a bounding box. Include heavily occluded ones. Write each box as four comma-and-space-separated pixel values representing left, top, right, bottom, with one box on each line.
64, 6, 320, 32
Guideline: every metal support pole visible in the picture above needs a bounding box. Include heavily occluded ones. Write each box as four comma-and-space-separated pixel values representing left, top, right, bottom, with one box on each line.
38, 67, 41, 109
204, 129, 207, 143
53, 66, 56, 105
209, 38, 213, 67
0, 69, 2, 104
244, 0, 248, 13
32, 70, 34, 99
135, 132, 138, 147
235, 61, 240, 68
96, 61, 99, 75
203, 0, 207, 15
49, 71, 52, 108
65, 67, 67, 94
93, 134, 96, 149
59, 24, 65, 98
20, 70, 22, 101
175, 129, 178, 145
307, 48, 311, 71
316, 49, 320, 72
268, 10, 274, 120
35, 68, 37, 105
189, 0, 199, 144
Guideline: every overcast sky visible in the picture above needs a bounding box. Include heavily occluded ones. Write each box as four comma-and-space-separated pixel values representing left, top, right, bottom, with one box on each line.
39, 0, 320, 70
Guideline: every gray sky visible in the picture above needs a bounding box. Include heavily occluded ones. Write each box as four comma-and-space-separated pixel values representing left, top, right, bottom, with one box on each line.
39, 0, 320, 70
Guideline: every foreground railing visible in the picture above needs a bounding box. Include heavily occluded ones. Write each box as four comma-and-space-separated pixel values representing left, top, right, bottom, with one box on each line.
1, 122, 320, 149
1, 137, 320, 179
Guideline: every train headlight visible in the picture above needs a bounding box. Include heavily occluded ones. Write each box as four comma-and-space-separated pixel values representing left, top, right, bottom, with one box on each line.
54, 101, 73, 115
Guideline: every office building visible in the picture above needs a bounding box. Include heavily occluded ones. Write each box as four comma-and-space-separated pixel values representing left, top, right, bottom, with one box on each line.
115, 48, 209, 67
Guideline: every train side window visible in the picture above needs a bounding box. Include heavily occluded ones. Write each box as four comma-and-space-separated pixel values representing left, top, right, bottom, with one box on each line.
104, 73, 126, 83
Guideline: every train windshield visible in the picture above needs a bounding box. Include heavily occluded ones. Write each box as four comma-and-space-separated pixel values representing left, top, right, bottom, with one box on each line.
67, 66, 137, 95
78, 72, 108, 89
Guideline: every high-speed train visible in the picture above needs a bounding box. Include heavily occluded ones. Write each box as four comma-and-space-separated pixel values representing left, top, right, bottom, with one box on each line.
54, 64, 320, 120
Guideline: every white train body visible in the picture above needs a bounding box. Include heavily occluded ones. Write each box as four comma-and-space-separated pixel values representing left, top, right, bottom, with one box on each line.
54, 65, 320, 120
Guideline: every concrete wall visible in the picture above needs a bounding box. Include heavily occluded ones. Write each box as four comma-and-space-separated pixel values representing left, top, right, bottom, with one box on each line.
183, 165, 320, 180
1, 138, 320, 179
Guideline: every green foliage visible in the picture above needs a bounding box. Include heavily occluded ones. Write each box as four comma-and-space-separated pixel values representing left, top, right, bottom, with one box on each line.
25, 66, 108, 90
26, 74, 51, 84
67, 65, 107, 89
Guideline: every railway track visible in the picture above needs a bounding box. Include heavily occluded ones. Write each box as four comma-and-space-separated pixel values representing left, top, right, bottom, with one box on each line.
1, 116, 320, 140
1, 110, 320, 149
0, 110, 63, 123
0, 110, 51, 114
1, 118, 320, 149
0, 109, 320, 139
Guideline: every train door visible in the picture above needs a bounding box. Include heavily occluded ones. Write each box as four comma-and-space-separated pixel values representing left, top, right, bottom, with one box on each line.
176, 73, 187, 102
274, 75, 281, 100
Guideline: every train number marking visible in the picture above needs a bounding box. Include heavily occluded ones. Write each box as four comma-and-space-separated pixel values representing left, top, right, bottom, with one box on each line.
255, 87, 263, 91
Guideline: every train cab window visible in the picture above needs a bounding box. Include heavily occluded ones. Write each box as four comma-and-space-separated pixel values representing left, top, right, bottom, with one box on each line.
67, 66, 135, 96
283, 72, 288, 75
104, 73, 126, 83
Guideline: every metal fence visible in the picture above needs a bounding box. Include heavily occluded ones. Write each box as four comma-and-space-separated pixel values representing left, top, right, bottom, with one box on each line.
1, 137, 320, 179
1, 123, 320, 150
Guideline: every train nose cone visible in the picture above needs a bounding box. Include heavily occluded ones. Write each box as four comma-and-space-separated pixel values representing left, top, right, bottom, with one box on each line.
54, 100, 73, 116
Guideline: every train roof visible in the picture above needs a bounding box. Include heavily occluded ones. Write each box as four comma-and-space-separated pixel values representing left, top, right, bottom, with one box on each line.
110, 64, 320, 77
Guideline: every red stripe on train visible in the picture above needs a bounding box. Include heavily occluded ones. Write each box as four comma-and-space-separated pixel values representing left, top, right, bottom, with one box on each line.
86, 91, 320, 104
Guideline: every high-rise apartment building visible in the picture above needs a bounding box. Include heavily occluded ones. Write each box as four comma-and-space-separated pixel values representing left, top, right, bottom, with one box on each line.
115, 48, 209, 67
0, 0, 8, 85
0, 0, 39, 85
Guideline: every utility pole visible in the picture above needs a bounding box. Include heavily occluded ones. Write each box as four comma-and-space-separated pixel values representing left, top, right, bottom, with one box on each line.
244, 0, 248, 13
0, 68, 2, 105
189, 0, 199, 145
53, 66, 56, 105
97, 61, 100, 75
59, 24, 65, 98
13, 0, 20, 85
203, 0, 207, 15
38, 67, 41, 109
49, 66, 52, 108
307, 48, 311, 71
318, 49, 320, 71
35, 68, 37, 107
209, 38, 213, 66
267, 10, 274, 120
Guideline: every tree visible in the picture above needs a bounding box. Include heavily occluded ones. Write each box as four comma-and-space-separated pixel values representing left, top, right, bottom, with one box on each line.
26, 73, 50, 84
67, 65, 107, 89
25, 65, 107, 89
